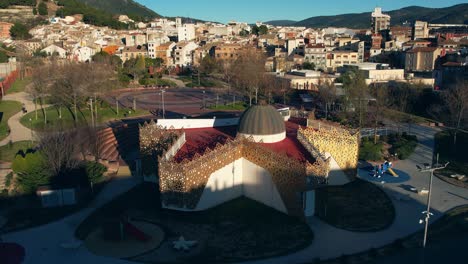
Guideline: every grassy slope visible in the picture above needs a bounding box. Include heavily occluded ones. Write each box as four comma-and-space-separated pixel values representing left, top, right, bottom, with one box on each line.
20, 105, 148, 130
0, 140, 34, 162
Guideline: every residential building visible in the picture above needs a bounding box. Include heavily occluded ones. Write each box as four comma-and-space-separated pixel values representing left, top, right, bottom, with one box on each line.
214, 43, 244, 60
371, 7, 391, 33
178, 24, 196, 41
275, 70, 337, 90
174, 41, 198, 66
326, 50, 359, 71
339, 63, 405, 85
41, 44, 67, 58
405, 47, 441, 72
287, 38, 305, 56
0, 22, 13, 39
155, 42, 176, 65
121, 45, 148, 62
413, 21, 429, 40
304, 43, 327, 70
73, 46, 96, 62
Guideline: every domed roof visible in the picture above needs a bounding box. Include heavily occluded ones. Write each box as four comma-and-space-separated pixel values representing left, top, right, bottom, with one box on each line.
238, 104, 285, 136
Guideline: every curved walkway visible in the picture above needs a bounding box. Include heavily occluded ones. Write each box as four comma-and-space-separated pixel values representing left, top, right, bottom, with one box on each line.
0, 92, 36, 146
162, 75, 186, 88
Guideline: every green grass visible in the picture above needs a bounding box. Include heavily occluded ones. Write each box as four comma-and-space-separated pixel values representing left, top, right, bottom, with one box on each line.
384, 108, 432, 124
0, 141, 35, 162
208, 101, 247, 111
315, 179, 395, 232
7, 77, 31, 94
20, 105, 148, 131
179, 75, 224, 88
76, 184, 313, 262
0, 100, 22, 141
434, 130, 468, 185
139, 77, 177, 87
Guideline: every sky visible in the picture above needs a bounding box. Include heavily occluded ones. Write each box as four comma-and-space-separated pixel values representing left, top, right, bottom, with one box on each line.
136, 0, 466, 24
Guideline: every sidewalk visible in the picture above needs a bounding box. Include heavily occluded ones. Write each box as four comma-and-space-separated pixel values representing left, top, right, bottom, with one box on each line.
0, 92, 36, 146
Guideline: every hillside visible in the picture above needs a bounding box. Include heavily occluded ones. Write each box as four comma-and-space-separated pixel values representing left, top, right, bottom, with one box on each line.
265, 20, 297, 26
269, 4, 468, 28
75, 0, 160, 20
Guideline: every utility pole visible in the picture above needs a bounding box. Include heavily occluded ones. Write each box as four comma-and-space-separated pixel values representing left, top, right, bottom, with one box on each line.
116, 96, 119, 115
202, 90, 206, 109
418, 160, 449, 248
161, 89, 166, 119
89, 98, 94, 127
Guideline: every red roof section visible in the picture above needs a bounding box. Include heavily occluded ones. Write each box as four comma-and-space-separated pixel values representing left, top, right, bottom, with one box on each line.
172, 119, 314, 164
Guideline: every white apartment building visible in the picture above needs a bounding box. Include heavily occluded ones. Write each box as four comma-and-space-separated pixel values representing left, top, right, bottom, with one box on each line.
173, 41, 198, 66
178, 23, 196, 41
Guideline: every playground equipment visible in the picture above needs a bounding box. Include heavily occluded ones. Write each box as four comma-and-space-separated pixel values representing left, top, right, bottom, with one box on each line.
102, 217, 152, 242
372, 161, 399, 178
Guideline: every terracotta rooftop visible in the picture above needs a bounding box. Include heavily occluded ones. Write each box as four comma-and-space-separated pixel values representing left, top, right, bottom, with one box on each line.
172, 119, 315, 164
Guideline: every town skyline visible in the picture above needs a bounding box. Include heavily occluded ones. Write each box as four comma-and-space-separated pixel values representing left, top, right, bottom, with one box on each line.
137, 0, 467, 23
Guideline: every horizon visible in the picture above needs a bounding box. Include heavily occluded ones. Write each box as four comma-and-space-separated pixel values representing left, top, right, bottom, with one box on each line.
136, 0, 467, 23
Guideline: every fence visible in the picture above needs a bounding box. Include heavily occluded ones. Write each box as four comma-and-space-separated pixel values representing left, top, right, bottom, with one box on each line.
360, 125, 413, 138
0, 70, 19, 99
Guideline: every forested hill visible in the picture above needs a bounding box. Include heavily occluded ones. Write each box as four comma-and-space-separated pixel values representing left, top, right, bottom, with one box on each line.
75, 0, 160, 20
267, 4, 468, 28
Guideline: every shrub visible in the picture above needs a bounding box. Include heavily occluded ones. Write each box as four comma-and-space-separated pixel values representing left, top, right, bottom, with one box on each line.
5, 172, 13, 187
359, 138, 383, 161
85, 161, 107, 184
12, 151, 51, 193
389, 133, 418, 160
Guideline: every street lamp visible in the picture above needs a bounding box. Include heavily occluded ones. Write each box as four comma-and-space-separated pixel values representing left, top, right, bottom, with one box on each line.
161, 90, 166, 119
29, 118, 33, 144
202, 90, 206, 109
417, 161, 449, 248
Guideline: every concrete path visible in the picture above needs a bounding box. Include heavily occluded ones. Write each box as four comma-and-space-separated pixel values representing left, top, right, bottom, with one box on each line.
245, 123, 468, 264
3, 173, 139, 264
162, 75, 186, 88
0, 92, 37, 146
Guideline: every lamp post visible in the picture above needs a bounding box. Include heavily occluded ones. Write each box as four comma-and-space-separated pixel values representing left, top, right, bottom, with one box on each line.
417, 161, 449, 248
202, 90, 206, 109
161, 89, 166, 119
29, 118, 33, 145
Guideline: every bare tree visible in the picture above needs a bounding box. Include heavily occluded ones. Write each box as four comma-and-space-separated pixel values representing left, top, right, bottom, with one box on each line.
38, 128, 81, 176
443, 80, 468, 145
29, 62, 55, 124
231, 49, 267, 105
318, 79, 337, 120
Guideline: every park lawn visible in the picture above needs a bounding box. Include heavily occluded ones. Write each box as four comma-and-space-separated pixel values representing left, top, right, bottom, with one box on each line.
208, 101, 247, 111
0, 100, 22, 141
315, 179, 395, 232
7, 77, 31, 94
76, 183, 313, 262
434, 130, 468, 182
0, 141, 35, 162
383, 108, 431, 124
20, 106, 148, 130
178, 75, 224, 88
